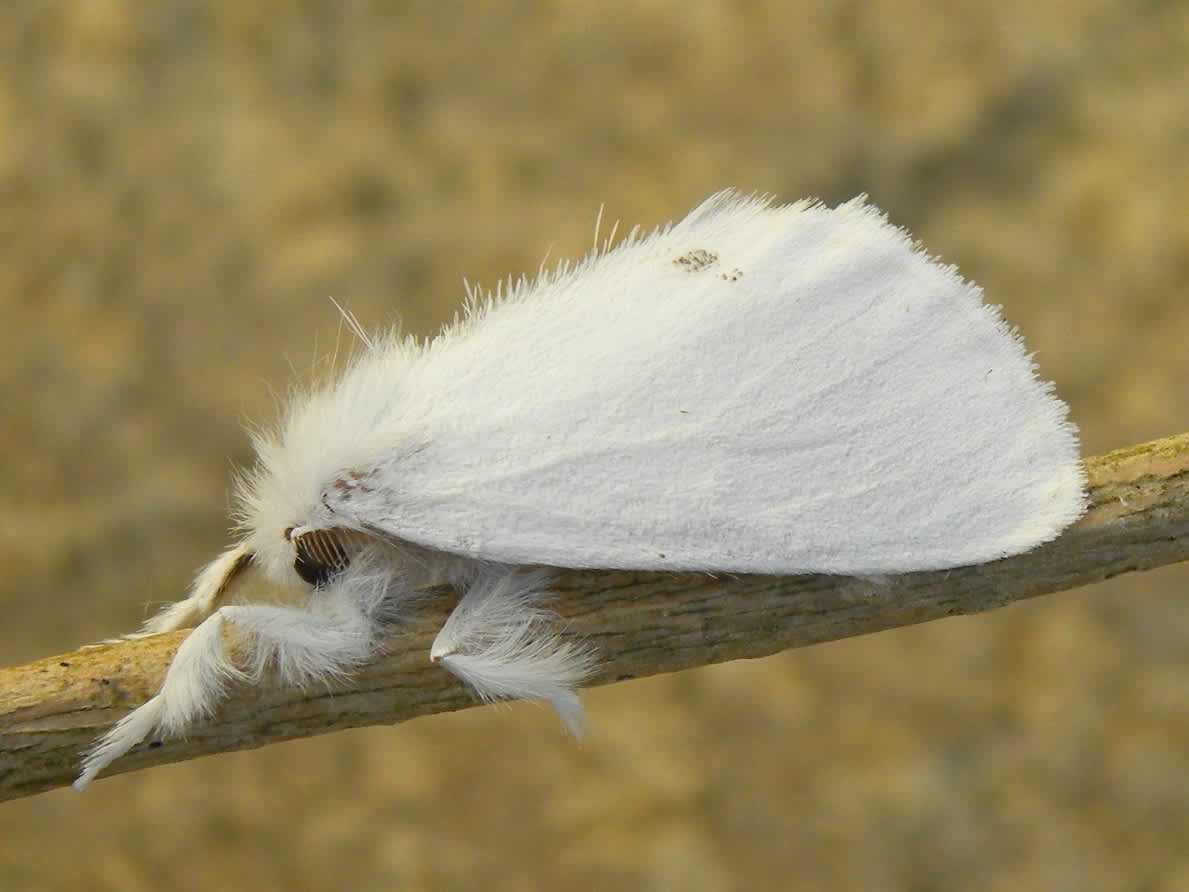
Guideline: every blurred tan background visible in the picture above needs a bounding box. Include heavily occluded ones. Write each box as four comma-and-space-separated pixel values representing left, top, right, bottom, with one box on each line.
1, 2, 1188, 889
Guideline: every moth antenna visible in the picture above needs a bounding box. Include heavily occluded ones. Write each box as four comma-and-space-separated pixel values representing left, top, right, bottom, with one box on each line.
592, 202, 605, 252
536, 239, 557, 281
329, 296, 375, 352
603, 217, 620, 252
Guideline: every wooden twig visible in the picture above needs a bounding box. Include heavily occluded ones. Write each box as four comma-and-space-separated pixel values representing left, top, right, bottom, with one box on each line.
2, 434, 1186, 801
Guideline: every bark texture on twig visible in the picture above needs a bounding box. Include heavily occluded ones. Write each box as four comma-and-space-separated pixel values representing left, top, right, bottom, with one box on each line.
2, 433, 1187, 802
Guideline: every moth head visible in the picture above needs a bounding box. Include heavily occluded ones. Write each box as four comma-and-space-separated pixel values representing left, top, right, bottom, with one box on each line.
283, 525, 373, 588
161, 525, 379, 632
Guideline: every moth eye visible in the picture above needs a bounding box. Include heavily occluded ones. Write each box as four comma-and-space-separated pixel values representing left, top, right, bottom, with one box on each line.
286, 527, 357, 588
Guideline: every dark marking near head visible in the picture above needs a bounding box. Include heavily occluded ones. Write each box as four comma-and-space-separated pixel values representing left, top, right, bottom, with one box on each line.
332, 471, 376, 497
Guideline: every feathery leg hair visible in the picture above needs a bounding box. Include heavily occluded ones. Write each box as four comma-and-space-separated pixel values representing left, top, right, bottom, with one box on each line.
431, 568, 596, 735
76, 538, 593, 789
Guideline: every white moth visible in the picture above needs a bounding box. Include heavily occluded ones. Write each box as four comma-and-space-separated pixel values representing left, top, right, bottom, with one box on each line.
74, 191, 1086, 789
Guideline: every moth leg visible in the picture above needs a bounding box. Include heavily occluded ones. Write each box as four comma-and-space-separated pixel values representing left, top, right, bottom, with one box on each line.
74, 608, 243, 790
75, 591, 377, 791
78, 544, 254, 653
134, 543, 257, 639
429, 567, 596, 734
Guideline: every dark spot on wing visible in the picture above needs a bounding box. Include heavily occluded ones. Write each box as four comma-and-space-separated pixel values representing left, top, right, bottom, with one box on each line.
672, 248, 718, 272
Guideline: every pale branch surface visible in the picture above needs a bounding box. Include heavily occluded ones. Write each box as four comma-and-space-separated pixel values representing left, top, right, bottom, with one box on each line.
2, 434, 1187, 801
